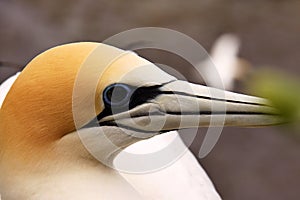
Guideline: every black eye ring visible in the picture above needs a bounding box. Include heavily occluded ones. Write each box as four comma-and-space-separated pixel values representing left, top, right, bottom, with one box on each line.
103, 83, 133, 108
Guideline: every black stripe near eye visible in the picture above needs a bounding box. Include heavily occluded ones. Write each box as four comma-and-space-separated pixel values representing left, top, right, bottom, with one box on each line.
97, 84, 162, 121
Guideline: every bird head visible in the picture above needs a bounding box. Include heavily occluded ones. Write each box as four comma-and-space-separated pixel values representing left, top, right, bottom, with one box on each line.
0, 42, 283, 172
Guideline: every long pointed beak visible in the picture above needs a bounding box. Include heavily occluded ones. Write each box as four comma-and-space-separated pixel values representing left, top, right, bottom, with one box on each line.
100, 80, 284, 133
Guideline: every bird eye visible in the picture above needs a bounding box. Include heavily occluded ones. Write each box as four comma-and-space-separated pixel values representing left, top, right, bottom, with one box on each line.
103, 83, 133, 108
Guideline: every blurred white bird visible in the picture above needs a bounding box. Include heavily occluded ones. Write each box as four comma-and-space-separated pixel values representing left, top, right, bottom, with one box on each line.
199, 34, 250, 90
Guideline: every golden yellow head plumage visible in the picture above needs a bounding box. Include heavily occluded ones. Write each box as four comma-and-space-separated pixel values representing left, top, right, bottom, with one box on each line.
1, 43, 96, 142
0, 42, 177, 166
0, 43, 169, 141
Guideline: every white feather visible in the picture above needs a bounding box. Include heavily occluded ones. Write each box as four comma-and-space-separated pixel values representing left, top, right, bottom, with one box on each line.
117, 132, 221, 199
0, 73, 20, 108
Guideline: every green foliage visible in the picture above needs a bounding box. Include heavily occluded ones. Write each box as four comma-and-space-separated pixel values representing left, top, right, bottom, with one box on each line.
248, 69, 300, 128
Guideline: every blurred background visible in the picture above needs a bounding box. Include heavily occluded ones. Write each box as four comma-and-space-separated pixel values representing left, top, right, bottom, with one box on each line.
0, 0, 299, 199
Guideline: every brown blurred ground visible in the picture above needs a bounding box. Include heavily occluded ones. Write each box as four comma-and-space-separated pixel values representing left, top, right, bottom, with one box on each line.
0, 0, 299, 199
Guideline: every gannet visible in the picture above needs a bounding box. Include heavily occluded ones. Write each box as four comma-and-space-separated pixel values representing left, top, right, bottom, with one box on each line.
0, 42, 282, 200
199, 34, 250, 90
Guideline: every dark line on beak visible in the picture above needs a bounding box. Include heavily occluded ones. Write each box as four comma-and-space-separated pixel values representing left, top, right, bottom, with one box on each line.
160, 90, 269, 107
110, 110, 278, 120
95, 110, 278, 134
164, 111, 279, 116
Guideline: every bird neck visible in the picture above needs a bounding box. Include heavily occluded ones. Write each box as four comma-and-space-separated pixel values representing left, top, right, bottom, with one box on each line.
0, 130, 142, 200
0, 160, 142, 200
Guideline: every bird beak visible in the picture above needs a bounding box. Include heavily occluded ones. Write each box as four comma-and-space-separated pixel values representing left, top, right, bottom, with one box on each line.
99, 80, 284, 133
